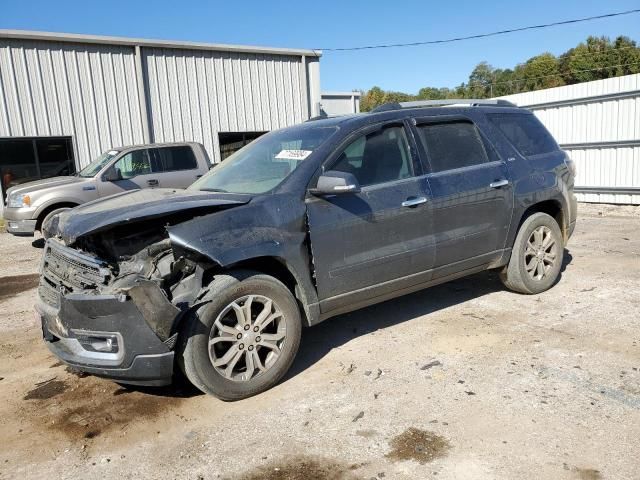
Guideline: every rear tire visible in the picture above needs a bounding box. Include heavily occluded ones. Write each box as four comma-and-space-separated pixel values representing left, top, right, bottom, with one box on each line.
500, 212, 563, 294
178, 270, 302, 401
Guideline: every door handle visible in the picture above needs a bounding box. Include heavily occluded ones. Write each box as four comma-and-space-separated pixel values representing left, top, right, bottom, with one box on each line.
489, 179, 509, 189
147, 179, 159, 186
401, 196, 428, 208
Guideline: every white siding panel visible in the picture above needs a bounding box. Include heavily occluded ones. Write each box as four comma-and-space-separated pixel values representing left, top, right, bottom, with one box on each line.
142, 48, 306, 163
0, 39, 145, 166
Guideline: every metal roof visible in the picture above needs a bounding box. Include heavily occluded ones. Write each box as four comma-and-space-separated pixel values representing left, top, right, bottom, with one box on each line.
0, 29, 322, 58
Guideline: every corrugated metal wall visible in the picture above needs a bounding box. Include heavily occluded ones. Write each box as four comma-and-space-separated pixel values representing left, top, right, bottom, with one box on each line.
499, 74, 640, 205
142, 48, 308, 163
0, 38, 147, 166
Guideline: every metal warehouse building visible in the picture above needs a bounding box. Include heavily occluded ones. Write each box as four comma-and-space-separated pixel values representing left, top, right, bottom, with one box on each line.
0, 29, 322, 214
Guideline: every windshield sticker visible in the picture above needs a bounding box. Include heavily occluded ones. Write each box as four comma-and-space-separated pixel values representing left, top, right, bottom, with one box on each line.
275, 149, 313, 160
107, 150, 119, 155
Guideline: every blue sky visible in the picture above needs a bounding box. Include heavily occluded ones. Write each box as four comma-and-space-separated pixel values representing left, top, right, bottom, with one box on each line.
2, 0, 640, 93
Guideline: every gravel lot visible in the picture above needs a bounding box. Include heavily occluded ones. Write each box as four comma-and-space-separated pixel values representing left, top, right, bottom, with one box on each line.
0, 203, 639, 480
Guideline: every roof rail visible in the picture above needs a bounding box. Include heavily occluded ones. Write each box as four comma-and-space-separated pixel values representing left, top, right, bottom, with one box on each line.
370, 99, 517, 113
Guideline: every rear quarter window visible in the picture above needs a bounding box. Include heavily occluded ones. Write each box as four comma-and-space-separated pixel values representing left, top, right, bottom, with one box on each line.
487, 113, 558, 157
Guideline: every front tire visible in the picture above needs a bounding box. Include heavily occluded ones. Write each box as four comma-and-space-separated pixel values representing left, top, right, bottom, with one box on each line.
500, 212, 563, 294
178, 270, 302, 401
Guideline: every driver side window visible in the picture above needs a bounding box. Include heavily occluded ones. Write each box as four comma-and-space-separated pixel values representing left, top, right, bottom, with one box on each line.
114, 150, 151, 179
331, 125, 412, 187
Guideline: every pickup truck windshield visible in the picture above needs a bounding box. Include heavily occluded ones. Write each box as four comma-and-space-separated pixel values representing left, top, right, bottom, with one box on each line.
190, 125, 338, 194
78, 150, 120, 178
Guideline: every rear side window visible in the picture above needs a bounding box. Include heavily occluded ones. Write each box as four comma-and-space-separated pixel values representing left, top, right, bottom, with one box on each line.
417, 121, 489, 173
487, 113, 558, 157
152, 146, 198, 172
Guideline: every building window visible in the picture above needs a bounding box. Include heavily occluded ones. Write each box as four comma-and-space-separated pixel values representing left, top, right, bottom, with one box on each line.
1, 137, 75, 201
218, 132, 267, 161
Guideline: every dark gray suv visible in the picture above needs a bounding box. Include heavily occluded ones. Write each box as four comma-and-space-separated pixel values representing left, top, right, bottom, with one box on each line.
37, 99, 577, 400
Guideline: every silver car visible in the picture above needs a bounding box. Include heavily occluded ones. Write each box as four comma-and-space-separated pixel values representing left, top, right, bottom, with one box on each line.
3, 142, 211, 236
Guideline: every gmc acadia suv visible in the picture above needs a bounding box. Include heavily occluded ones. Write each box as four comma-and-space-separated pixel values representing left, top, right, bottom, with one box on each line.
37, 99, 577, 400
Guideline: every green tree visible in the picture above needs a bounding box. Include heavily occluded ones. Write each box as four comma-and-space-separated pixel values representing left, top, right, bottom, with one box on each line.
360, 86, 386, 112
611, 36, 640, 76
467, 61, 494, 98
358, 34, 640, 111
417, 87, 444, 100
522, 53, 564, 90
559, 36, 610, 83
491, 68, 516, 96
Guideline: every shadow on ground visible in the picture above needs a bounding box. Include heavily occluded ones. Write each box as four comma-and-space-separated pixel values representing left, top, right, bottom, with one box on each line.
286, 249, 573, 381
32, 238, 45, 248
112, 374, 203, 398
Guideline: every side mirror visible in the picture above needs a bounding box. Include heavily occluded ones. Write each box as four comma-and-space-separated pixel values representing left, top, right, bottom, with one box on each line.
103, 168, 122, 182
310, 171, 361, 196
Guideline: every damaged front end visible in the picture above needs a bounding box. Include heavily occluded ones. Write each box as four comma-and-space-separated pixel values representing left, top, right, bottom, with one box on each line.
37, 236, 198, 386
36, 189, 249, 386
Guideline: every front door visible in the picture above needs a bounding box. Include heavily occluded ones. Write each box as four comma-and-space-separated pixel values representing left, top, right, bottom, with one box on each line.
412, 117, 513, 274
97, 148, 159, 197
306, 122, 436, 312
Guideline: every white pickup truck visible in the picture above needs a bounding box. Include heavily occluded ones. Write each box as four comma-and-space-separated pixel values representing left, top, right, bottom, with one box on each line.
4, 142, 212, 236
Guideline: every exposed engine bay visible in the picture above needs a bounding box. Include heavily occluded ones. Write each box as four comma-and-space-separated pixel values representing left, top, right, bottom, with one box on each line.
39, 237, 197, 344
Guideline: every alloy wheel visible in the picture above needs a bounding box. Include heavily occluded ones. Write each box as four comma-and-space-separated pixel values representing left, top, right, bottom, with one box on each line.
208, 295, 286, 382
524, 225, 558, 281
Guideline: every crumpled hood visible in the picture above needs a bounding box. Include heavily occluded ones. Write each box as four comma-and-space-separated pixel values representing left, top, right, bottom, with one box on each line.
6, 176, 89, 197
47, 188, 252, 245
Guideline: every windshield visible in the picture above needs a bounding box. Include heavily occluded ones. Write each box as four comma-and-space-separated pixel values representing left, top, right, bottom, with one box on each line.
78, 150, 120, 178
189, 125, 338, 194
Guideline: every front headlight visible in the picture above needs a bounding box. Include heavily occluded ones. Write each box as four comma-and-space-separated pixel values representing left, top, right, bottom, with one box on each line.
8, 193, 31, 208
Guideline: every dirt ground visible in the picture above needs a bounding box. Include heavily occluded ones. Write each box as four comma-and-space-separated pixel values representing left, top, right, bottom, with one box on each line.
0, 203, 638, 480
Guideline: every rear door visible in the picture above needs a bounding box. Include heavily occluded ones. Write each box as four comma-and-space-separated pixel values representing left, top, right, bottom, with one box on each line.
150, 145, 204, 188
306, 121, 436, 309
412, 116, 513, 274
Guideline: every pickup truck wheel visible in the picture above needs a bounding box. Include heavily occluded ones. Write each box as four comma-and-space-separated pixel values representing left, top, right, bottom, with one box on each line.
178, 270, 301, 401
500, 212, 563, 294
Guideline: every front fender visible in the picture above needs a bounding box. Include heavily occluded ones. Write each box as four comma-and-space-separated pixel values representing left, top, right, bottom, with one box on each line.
34, 196, 85, 218
167, 195, 320, 324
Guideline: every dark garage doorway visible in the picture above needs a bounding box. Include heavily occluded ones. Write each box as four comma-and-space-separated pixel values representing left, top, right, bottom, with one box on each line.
218, 132, 266, 161
0, 137, 75, 203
